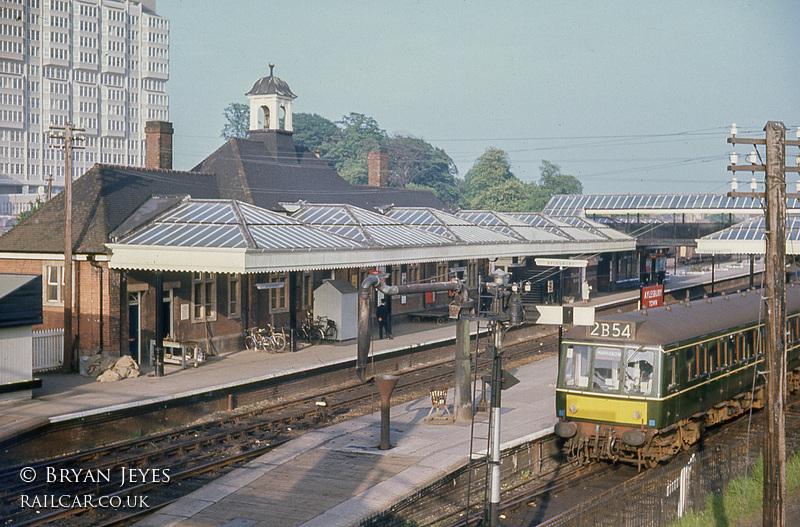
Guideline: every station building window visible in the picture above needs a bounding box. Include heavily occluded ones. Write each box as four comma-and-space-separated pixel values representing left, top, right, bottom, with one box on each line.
228, 274, 240, 318
302, 272, 313, 310
269, 273, 288, 313
44, 263, 64, 304
192, 272, 216, 321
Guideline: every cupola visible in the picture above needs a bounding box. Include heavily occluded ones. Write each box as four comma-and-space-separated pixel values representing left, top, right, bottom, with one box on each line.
246, 63, 297, 132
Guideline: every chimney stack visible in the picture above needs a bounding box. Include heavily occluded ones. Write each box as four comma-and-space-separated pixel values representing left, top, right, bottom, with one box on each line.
145, 121, 173, 170
368, 150, 388, 187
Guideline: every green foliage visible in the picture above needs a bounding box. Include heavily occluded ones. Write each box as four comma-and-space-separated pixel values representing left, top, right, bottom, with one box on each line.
461, 152, 583, 212
321, 113, 386, 184
15, 197, 44, 225
292, 113, 340, 154
385, 135, 461, 206
670, 453, 800, 527
462, 148, 527, 211
220, 102, 249, 139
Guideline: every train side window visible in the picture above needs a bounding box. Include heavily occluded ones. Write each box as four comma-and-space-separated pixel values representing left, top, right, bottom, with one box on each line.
564, 345, 591, 389
666, 354, 676, 388
756, 328, 765, 358
791, 316, 799, 346
708, 340, 719, 372
743, 329, 754, 360
593, 346, 622, 392
699, 345, 708, 376
686, 347, 697, 381
722, 336, 730, 367
733, 333, 742, 364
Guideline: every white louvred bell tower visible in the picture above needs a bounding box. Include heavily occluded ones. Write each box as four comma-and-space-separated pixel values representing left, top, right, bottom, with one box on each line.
246, 63, 297, 132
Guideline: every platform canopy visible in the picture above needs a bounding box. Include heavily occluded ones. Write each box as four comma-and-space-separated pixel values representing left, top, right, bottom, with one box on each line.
543, 193, 800, 217
106, 198, 636, 274
696, 216, 800, 255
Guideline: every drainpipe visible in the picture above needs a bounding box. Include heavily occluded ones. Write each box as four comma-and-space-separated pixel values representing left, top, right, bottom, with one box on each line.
88, 256, 103, 353
357, 275, 467, 381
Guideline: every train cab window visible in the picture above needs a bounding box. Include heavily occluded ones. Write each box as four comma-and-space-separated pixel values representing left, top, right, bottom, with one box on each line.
593, 346, 622, 392
625, 349, 655, 396
563, 345, 591, 389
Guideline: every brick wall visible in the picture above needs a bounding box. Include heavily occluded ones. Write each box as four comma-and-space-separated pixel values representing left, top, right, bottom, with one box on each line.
0, 256, 122, 356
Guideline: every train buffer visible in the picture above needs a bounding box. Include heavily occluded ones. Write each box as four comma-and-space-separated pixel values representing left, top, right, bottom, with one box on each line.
425, 388, 453, 423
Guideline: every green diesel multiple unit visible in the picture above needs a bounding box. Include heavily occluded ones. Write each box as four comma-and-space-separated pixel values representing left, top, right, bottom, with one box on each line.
554, 287, 800, 469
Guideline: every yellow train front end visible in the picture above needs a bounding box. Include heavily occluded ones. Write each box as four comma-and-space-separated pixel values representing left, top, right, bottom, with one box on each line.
555, 338, 665, 468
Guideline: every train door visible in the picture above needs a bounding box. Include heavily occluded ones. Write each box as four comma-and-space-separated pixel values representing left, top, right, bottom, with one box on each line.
128, 292, 141, 362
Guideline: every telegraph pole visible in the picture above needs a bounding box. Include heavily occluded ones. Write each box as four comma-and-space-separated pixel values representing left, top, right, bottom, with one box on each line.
50, 124, 84, 373
728, 121, 800, 527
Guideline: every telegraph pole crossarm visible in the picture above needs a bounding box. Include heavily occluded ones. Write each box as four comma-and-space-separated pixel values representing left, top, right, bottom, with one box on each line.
49, 124, 84, 373
728, 121, 792, 527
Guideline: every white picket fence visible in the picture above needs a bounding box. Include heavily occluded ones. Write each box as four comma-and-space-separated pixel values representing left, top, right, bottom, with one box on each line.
32, 328, 63, 372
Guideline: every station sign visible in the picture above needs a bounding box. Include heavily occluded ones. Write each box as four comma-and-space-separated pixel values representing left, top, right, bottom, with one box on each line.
641, 284, 664, 309
534, 258, 588, 268
256, 282, 285, 290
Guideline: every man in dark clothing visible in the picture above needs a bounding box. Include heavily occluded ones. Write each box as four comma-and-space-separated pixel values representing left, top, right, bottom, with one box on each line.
376, 298, 392, 339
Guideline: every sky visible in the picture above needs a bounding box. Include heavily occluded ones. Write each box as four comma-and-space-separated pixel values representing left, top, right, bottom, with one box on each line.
157, 1, 800, 196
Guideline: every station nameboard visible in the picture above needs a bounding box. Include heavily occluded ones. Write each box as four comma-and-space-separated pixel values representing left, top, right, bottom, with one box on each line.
586, 320, 636, 341
641, 285, 664, 309
534, 258, 589, 268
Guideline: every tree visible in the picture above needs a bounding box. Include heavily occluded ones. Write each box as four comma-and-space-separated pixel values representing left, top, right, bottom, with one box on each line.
322, 113, 386, 184
384, 135, 461, 206
293, 113, 340, 154
463, 148, 527, 210
524, 160, 583, 211
220, 102, 249, 139
15, 197, 44, 225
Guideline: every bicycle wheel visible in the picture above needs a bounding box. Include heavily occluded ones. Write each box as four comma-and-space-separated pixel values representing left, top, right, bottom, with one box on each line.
272, 333, 287, 352
325, 326, 337, 341
245, 335, 258, 350
262, 336, 276, 353
309, 327, 323, 345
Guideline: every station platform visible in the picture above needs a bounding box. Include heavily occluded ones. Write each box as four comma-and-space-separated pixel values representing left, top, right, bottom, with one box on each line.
0, 262, 762, 526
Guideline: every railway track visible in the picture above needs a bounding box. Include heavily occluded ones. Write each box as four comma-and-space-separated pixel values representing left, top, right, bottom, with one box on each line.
2, 279, 750, 526
1, 331, 558, 526
491, 388, 800, 526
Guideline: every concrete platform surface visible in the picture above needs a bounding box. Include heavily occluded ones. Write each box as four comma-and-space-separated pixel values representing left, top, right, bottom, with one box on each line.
135, 354, 558, 527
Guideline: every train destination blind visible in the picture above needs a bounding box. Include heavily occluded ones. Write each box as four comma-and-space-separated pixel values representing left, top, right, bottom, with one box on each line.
587, 320, 636, 340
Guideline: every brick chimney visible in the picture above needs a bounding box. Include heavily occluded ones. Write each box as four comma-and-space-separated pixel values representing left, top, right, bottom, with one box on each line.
367, 150, 388, 187
145, 121, 173, 170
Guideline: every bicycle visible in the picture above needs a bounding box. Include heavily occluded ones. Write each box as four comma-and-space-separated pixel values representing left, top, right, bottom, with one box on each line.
298, 315, 325, 345
245, 326, 281, 352
319, 317, 337, 341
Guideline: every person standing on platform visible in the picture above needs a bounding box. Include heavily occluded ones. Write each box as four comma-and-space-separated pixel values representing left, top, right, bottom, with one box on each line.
581, 279, 592, 304
376, 298, 393, 339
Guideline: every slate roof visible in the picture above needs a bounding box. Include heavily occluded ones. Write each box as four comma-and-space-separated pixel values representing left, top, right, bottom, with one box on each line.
0, 127, 450, 254
0, 165, 219, 254
192, 130, 447, 211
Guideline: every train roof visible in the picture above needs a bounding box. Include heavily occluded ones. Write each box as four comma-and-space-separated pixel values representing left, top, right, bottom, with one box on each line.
564, 285, 800, 347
